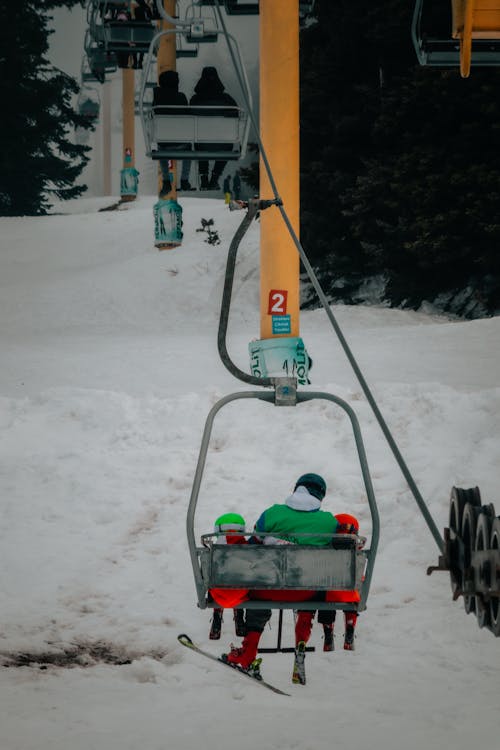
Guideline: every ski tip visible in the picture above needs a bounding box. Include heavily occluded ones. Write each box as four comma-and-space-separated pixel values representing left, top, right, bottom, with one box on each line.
178, 633, 193, 646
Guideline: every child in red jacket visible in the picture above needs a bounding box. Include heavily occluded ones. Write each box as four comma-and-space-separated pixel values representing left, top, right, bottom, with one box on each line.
209, 513, 248, 640
295, 513, 362, 653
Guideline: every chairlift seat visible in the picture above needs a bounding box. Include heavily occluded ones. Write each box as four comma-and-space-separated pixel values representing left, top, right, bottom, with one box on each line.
79, 99, 100, 118
103, 21, 157, 52
87, 47, 117, 71
224, 1, 260, 14
148, 105, 246, 160
197, 534, 366, 610
200, 535, 363, 589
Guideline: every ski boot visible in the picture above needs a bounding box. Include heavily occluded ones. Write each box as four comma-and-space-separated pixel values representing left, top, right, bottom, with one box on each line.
209, 608, 223, 640
344, 624, 355, 651
323, 623, 334, 652
233, 609, 246, 637
292, 641, 307, 685
223, 631, 261, 670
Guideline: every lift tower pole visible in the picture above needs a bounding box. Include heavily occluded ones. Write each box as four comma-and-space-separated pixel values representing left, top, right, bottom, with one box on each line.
249, 0, 309, 383
102, 80, 112, 196
158, 0, 178, 201
120, 65, 138, 201
259, 0, 300, 342
153, 0, 183, 249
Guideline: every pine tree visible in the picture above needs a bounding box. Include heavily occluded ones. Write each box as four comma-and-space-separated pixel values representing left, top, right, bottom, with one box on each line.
300, 0, 500, 317
0, 1, 93, 216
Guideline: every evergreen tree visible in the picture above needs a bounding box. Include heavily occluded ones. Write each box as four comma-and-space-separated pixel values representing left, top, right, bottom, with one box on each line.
300, 0, 500, 317
0, 1, 93, 216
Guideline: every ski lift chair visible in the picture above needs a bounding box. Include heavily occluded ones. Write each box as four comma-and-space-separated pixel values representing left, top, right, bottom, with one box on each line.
138, 28, 251, 162
223, 1, 259, 15
102, 19, 157, 54
187, 390, 379, 618
78, 91, 100, 119
146, 104, 248, 161
412, 0, 500, 75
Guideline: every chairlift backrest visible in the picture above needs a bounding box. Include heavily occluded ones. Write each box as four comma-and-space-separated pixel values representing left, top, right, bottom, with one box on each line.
102, 19, 157, 52
138, 28, 252, 162
147, 105, 246, 160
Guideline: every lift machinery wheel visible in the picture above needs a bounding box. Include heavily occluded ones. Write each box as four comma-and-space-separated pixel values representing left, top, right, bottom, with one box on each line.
461, 501, 483, 615
489, 517, 500, 636
448, 486, 481, 599
474, 510, 494, 629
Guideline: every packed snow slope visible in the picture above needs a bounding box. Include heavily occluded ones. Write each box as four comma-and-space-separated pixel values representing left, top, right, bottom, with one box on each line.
0, 196, 498, 750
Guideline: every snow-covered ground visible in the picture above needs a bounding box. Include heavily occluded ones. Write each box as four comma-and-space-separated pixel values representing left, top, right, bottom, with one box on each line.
0, 195, 498, 750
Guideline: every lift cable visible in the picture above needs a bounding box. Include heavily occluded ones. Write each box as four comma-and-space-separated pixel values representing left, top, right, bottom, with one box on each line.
209, 0, 444, 553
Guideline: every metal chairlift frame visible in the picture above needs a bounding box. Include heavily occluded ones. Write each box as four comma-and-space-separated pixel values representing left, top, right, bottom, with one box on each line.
138, 27, 251, 161
187, 390, 379, 614
87, 1, 158, 53
412, 0, 500, 68
199, 0, 316, 19
83, 30, 118, 81
77, 86, 101, 118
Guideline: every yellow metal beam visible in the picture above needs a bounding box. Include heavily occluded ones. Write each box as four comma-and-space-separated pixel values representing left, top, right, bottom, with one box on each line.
452, 0, 500, 76
259, 0, 300, 339
121, 67, 136, 201
158, 0, 178, 198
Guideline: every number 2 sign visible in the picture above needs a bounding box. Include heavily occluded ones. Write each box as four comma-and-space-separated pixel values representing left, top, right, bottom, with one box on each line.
268, 289, 288, 315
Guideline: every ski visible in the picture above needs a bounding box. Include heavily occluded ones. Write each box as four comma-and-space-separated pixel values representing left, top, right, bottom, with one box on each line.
292, 641, 306, 685
177, 634, 290, 696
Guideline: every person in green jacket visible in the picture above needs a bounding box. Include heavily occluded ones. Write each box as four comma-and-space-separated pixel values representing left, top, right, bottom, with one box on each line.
223, 473, 338, 677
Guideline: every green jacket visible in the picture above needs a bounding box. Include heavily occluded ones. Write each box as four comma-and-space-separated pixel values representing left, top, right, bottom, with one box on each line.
255, 491, 338, 546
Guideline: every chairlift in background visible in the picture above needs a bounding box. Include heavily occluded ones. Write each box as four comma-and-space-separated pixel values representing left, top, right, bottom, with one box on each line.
86, 0, 107, 45
134, 81, 155, 115
176, 33, 199, 58
138, 26, 251, 161
77, 86, 101, 119
198, 0, 315, 20
222, 0, 259, 15
184, 2, 220, 43
412, 0, 500, 77
102, 18, 158, 54
86, 0, 158, 56
83, 30, 118, 83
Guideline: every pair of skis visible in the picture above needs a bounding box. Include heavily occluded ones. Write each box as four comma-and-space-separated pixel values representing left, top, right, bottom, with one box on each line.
178, 634, 291, 696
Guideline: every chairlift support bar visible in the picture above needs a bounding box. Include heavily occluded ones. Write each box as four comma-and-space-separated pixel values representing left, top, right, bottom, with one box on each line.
187, 390, 379, 612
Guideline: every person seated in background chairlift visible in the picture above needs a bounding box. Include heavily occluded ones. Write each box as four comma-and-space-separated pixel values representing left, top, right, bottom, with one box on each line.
152, 70, 193, 195
189, 66, 239, 191
232, 170, 241, 200
222, 473, 340, 684
108, 4, 133, 69
208, 513, 248, 641
132, 0, 153, 69
294, 513, 364, 655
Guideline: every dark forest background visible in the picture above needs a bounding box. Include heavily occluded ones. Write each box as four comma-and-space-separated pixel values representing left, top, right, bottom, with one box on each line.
0, 1, 91, 217
298, 0, 500, 318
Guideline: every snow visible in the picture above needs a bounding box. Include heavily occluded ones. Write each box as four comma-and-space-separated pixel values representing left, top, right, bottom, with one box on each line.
0, 195, 498, 750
